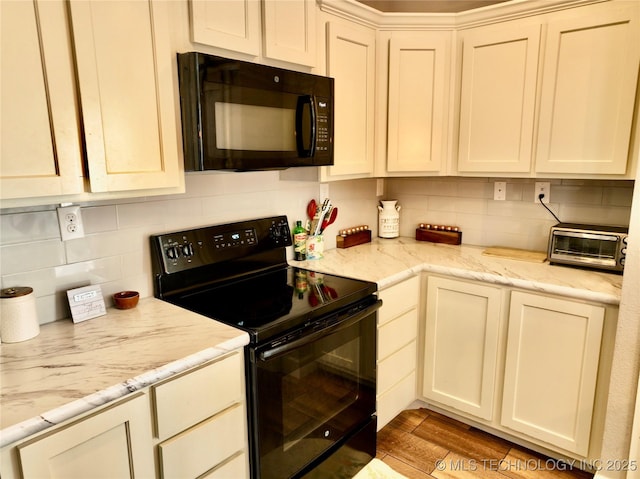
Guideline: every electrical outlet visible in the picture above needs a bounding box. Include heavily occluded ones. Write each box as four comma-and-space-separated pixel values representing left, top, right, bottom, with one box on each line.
535, 182, 551, 204
376, 178, 385, 197
57, 206, 85, 241
494, 181, 506, 201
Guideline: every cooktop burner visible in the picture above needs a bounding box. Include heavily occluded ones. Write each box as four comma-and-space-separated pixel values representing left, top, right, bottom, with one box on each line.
150, 216, 377, 344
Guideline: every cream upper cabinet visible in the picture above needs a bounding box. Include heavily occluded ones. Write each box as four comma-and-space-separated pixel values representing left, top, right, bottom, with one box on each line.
422, 276, 503, 421
17, 393, 154, 479
535, 1, 640, 175
69, 0, 181, 193
0, 0, 84, 199
457, 20, 541, 173
386, 32, 452, 174
321, 20, 376, 180
1, 0, 183, 206
501, 291, 605, 456
191, 0, 262, 55
190, 0, 317, 67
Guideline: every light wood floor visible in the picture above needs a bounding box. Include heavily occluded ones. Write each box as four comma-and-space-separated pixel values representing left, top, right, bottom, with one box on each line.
376, 408, 594, 479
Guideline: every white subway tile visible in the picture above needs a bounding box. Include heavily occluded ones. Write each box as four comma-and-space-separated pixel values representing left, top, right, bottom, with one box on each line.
0, 211, 60, 245
0, 240, 65, 275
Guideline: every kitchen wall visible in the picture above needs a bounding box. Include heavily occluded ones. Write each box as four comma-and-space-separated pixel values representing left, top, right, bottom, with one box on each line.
387, 177, 634, 251
0, 174, 633, 326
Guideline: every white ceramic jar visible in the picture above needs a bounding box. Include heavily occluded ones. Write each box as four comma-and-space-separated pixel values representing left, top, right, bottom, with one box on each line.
378, 200, 401, 238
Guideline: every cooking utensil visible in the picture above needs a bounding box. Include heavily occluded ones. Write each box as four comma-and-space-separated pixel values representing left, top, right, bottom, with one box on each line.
314, 199, 332, 236
321, 207, 338, 232
307, 199, 317, 220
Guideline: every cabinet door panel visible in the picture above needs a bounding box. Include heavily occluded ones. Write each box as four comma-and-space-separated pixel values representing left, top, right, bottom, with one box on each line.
536, 3, 640, 174
457, 23, 540, 173
324, 21, 376, 178
70, 0, 181, 192
423, 277, 502, 420
18, 393, 154, 479
387, 34, 450, 173
191, 0, 261, 55
0, 0, 83, 198
264, 0, 316, 66
501, 292, 604, 455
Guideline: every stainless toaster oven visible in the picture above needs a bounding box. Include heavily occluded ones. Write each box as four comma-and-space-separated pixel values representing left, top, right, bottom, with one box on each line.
547, 223, 628, 273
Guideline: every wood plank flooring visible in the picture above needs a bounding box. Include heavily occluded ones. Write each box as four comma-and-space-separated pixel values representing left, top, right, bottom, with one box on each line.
376, 408, 594, 479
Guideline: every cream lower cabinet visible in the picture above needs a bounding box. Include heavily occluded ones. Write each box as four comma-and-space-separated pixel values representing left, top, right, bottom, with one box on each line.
501, 291, 605, 456
421, 276, 606, 458
422, 276, 504, 421
16, 392, 155, 479
0, 351, 248, 479
377, 275, 420, 430
153, 351, 249, 479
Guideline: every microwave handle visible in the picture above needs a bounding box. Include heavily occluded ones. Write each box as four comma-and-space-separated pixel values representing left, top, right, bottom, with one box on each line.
296, 95, 316, 157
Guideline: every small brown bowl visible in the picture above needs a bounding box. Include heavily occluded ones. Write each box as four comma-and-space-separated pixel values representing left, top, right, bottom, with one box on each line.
113, 291, 139, 309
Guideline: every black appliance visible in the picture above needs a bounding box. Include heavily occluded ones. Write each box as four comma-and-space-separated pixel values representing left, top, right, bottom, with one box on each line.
150, 216, 379, 479
177, 53, 334, 171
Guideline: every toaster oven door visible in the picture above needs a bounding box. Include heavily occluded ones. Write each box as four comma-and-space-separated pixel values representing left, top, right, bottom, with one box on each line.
549, 230, 620, 269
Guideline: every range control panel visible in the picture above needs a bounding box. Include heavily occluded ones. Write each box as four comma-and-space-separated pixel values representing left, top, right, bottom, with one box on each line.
151, 216, 292, 275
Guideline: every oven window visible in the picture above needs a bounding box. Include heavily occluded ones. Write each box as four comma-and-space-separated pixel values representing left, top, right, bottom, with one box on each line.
252, 313, 376, 479
553, 235, 618, 259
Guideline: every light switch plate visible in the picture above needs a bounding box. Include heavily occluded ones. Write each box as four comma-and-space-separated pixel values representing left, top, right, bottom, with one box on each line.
494, 182, 506, 201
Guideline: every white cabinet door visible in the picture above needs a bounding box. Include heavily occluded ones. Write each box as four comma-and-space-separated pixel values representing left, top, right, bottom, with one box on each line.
70, 0, 182, 193
264, 0, 316, 66
535, 1, 640, 175
423, 276, 503, 421
387, 33, 451, 173
501, 291, 604, 455
17, 393, 154, 479
190, 0, 261, 55
457, 21, 541, 173
0, 0, 84, 199
322, 21, 376, 180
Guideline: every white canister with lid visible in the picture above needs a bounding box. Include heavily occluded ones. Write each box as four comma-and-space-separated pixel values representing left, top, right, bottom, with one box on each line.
1, 287, 40, 343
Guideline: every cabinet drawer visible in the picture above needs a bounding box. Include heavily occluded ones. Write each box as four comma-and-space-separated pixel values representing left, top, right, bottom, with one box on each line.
378, 308, 417, 360
153, 352, 243, 440
379, 276, 419, 325
201, 452, 248, 479
378, 341, 416, 394
377, 371, 416, 430
159, 403, 246, 479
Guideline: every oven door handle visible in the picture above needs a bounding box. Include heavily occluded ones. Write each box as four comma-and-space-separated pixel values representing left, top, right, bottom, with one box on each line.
258, 299, 382, 361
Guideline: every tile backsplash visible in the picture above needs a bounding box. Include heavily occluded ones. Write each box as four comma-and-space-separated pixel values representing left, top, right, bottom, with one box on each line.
0, 174, 633, 325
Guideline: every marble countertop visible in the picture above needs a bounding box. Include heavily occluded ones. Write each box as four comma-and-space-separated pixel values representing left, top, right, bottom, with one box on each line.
0, 298, 249, 448
293, 238, 623, 305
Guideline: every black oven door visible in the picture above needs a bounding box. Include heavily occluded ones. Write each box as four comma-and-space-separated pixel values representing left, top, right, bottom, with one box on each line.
248, 300, 380, 479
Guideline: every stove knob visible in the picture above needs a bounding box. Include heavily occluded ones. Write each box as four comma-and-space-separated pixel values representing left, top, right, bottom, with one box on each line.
166, 246, 180, 259
181, 243, 194, 257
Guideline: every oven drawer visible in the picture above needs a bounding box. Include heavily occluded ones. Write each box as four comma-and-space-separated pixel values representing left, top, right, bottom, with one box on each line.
158, 403, 247, 479
153, 351, 244, 441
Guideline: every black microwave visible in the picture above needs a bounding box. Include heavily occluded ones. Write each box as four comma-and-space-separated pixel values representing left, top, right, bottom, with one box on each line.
177, 52, 334, 171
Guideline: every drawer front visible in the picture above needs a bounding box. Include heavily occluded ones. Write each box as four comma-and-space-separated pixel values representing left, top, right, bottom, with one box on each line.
377, 371, 416, 430
378, 341, 416, 394
201, 452, 248, 479
154, 351, 243, 440
379, 276, 419, 325
159, 403, 246, 479
378, 308, 417, 360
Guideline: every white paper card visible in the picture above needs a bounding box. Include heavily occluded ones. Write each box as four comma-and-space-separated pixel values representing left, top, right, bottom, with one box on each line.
67, 285, 107, 323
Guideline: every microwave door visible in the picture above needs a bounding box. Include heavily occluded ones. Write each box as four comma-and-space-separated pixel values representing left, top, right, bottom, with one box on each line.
295, 95, 316, 158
